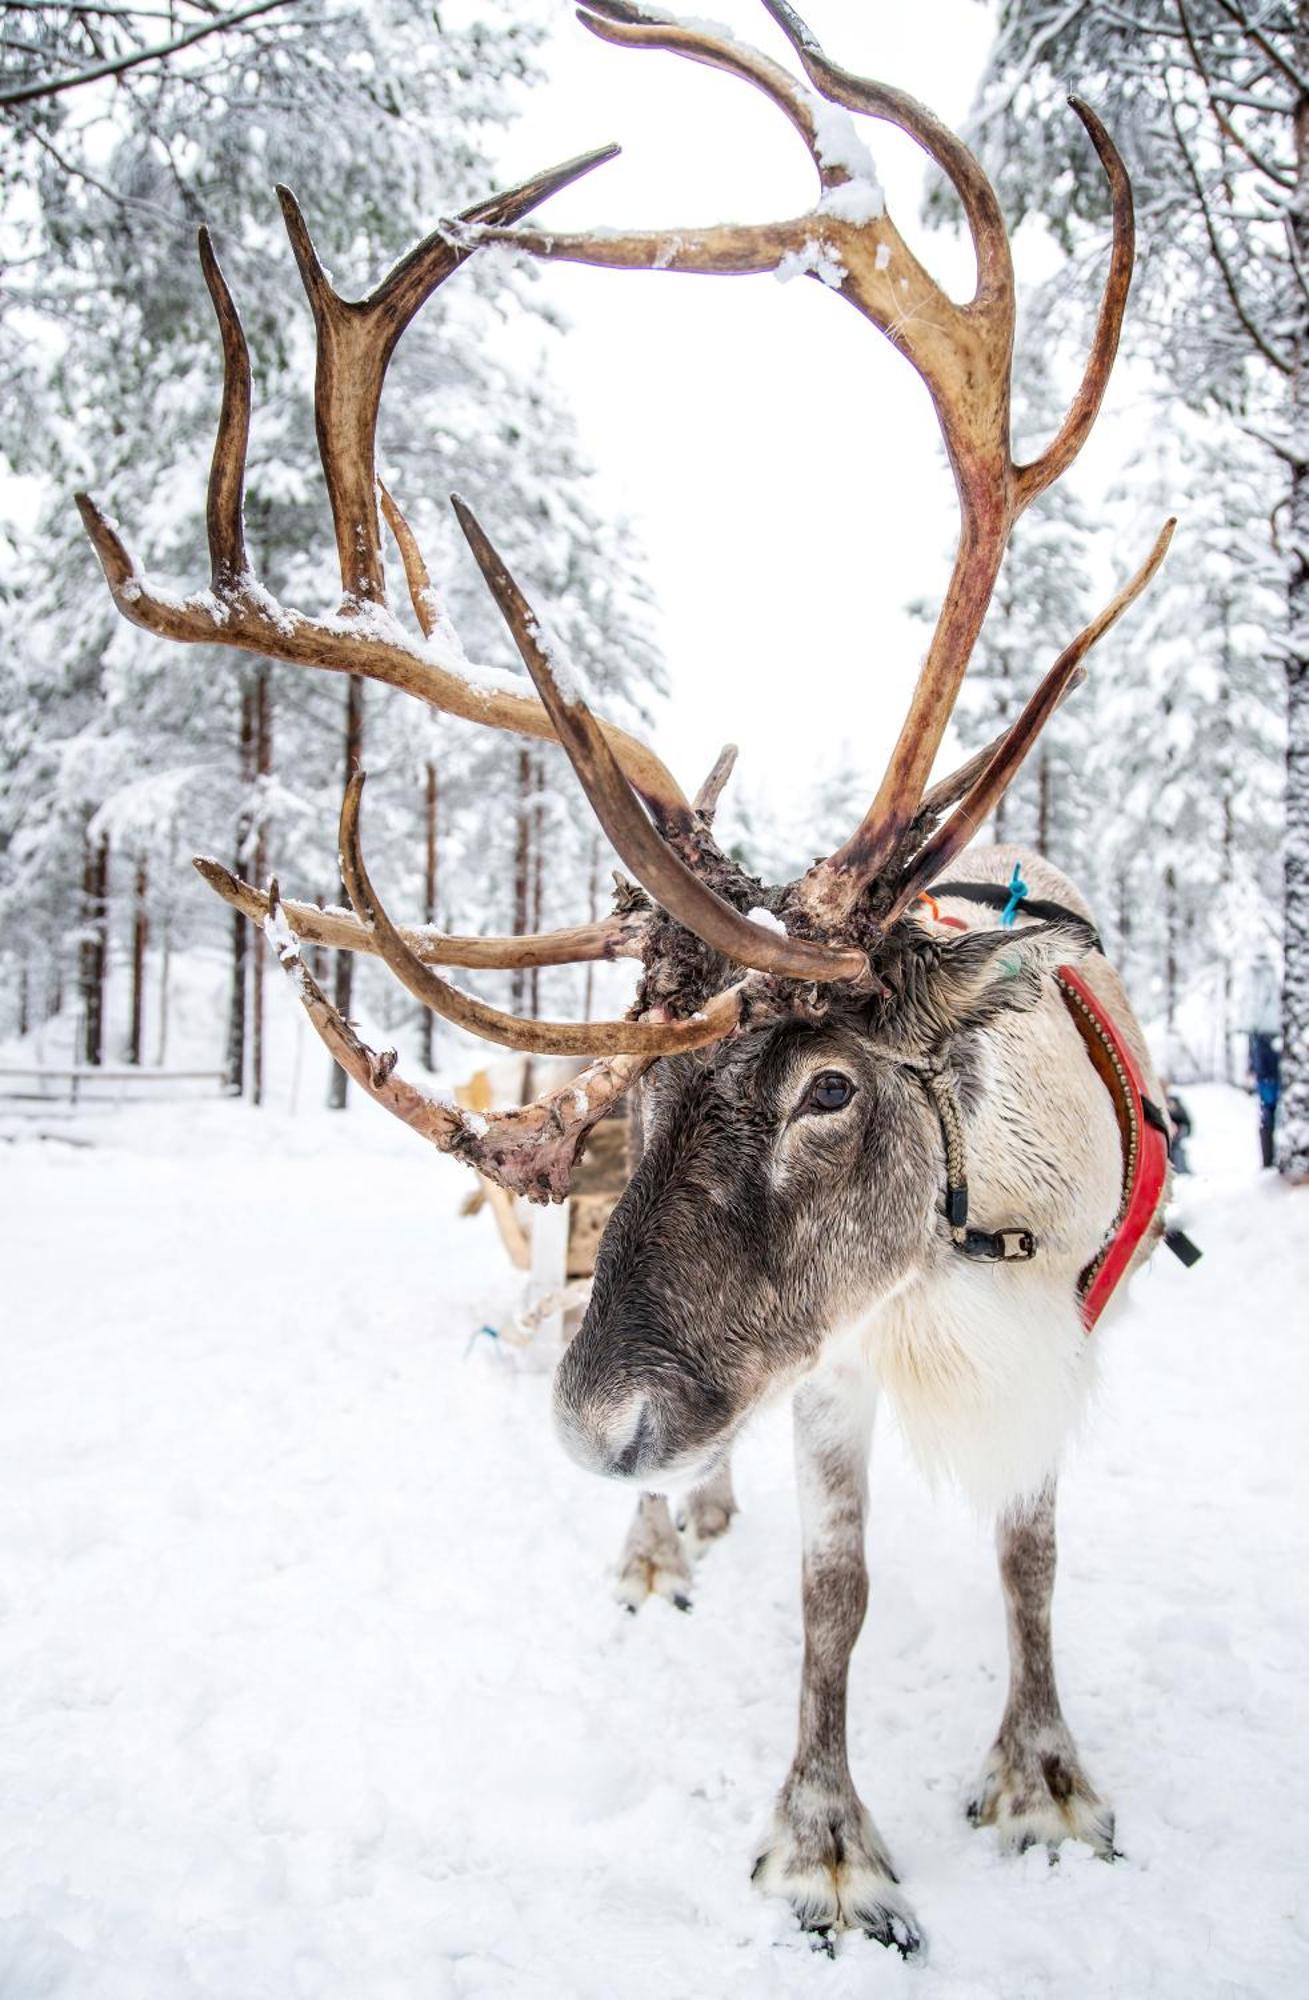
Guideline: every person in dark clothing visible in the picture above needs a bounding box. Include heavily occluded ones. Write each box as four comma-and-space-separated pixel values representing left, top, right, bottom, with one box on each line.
1249, 1033, 1282, 1170
1244, 951, 1283, 1170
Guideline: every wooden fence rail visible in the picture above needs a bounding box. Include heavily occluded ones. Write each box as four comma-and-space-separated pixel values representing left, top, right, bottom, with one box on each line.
0, 1067, 227, 1106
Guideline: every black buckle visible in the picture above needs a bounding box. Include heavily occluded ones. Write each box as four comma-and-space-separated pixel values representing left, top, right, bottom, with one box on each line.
1164, 1226, 1202, 1268
960, 1227, 1037, 1263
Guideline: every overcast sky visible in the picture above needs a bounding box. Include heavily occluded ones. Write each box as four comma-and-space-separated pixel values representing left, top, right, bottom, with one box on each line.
485, 0, 1008, 820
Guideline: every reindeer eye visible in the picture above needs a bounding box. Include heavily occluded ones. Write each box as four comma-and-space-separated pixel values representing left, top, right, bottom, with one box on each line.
805, 1070, 856, 1114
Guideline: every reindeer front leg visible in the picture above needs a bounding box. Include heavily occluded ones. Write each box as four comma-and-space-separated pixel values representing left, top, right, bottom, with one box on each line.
753, 1378, 921, 1957
968, 1482, 1115, 1856
614, 1493, 693, 1612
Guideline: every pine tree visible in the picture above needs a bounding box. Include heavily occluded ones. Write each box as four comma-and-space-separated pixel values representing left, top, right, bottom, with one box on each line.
0, 0, 666, 1091
954, 0, 1306, 1169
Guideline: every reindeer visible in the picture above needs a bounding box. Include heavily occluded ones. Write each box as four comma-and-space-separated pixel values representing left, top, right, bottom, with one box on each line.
78, 1, 1177, 1957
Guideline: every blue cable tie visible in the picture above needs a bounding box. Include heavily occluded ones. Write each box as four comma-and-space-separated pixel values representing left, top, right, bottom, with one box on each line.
1000, 861, 1028, 928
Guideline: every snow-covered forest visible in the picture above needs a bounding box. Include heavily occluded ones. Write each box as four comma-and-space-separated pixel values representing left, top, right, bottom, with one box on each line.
2, 2, 1306, 1996
1, 0, 665, 1101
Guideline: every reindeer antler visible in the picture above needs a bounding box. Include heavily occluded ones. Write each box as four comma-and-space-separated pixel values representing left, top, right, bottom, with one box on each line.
76, 145, 695, 834
77, 5, 1171, 1204
477, 0, 1154, 927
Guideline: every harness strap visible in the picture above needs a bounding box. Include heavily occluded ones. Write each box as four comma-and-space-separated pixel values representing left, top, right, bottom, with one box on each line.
931, 878, 1105, 953
1053, 965, 1171, 1329
887, 1053, 1039, 1266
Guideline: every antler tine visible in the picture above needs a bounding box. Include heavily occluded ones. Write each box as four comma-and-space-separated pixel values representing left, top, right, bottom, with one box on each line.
262, 880, 656, 1203
197, 228, 251, 593
193, 856, 648, 970
276, 144, 618, 608
378, 483, 441, 642
1013, 99, 1135, 512
262, 880, 467, 1144
451, 496, 870, 987
78, 149, 700, 824
337, 772, 745, 1056
758, 0, 1011, 308
472, 2, 860, 279
693, 742, 738, 823
906, 670, 1089, 839
885, 518, 1177, 924
576, 1, 842, 184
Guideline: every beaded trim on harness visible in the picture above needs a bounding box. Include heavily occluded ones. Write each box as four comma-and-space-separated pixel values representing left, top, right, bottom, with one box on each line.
1054, 968, 1140, 1303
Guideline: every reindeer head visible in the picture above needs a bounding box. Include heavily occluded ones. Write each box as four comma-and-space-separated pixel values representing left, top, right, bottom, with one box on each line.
77, 3, 1168, 1485
555, 916, 1092, 1483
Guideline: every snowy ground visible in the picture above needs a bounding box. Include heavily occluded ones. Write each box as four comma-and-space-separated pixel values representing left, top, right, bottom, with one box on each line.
1, 1080, 1306, 1999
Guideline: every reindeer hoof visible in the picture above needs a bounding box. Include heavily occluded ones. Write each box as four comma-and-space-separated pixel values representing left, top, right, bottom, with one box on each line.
854, 1900, 922, 1956
614, 1546, 694, 1614
752, 1790, 924, 1957
966, 1737, 1115, 1858
676, 1495, 736, 1562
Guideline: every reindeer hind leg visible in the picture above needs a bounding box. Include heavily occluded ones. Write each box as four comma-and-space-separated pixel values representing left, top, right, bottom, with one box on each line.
677, 1454, 738, 1562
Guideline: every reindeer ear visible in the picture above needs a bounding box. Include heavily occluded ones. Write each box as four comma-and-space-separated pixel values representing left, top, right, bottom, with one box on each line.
928, 919, 1097, 1038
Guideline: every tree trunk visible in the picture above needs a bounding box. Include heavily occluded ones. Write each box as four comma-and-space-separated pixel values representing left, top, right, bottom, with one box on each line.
1283, 475, 1309, 1173
251, 665, 271, 1108
17, 964, 29, 1040
310, 900, 327, 987
128, 854, 148, 1066
328, 674, 364, 1110
156, 908, 172, 1069
511, 747, 533, 1016
529, 754, 545, 1019
154, 822, 177, 1067
80, 826, 109, 1068
1163, 862, 1180, 1038
1280, 51, 1309, 1175
420, 759, 439, 1071
583, 832, 600, 1023
1115, 856, 1134, 990
225, 681, 256, 1095
1036, 746, 1051, 857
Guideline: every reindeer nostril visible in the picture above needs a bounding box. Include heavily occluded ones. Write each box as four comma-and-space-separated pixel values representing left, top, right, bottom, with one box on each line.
552, 1374, 664, 1482
610, 1397, 655, 1479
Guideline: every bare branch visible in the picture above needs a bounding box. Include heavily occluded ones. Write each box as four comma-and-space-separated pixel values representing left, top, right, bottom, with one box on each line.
1177, 0, 1296, 187
0, 0, 300, 109
1213, 0, 1308, 96
1164, 75, 1293, 373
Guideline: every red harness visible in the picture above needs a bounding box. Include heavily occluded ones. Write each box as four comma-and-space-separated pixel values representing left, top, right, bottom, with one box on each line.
922, 902, 1170, 1330
1052, 964, 1170, 1329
